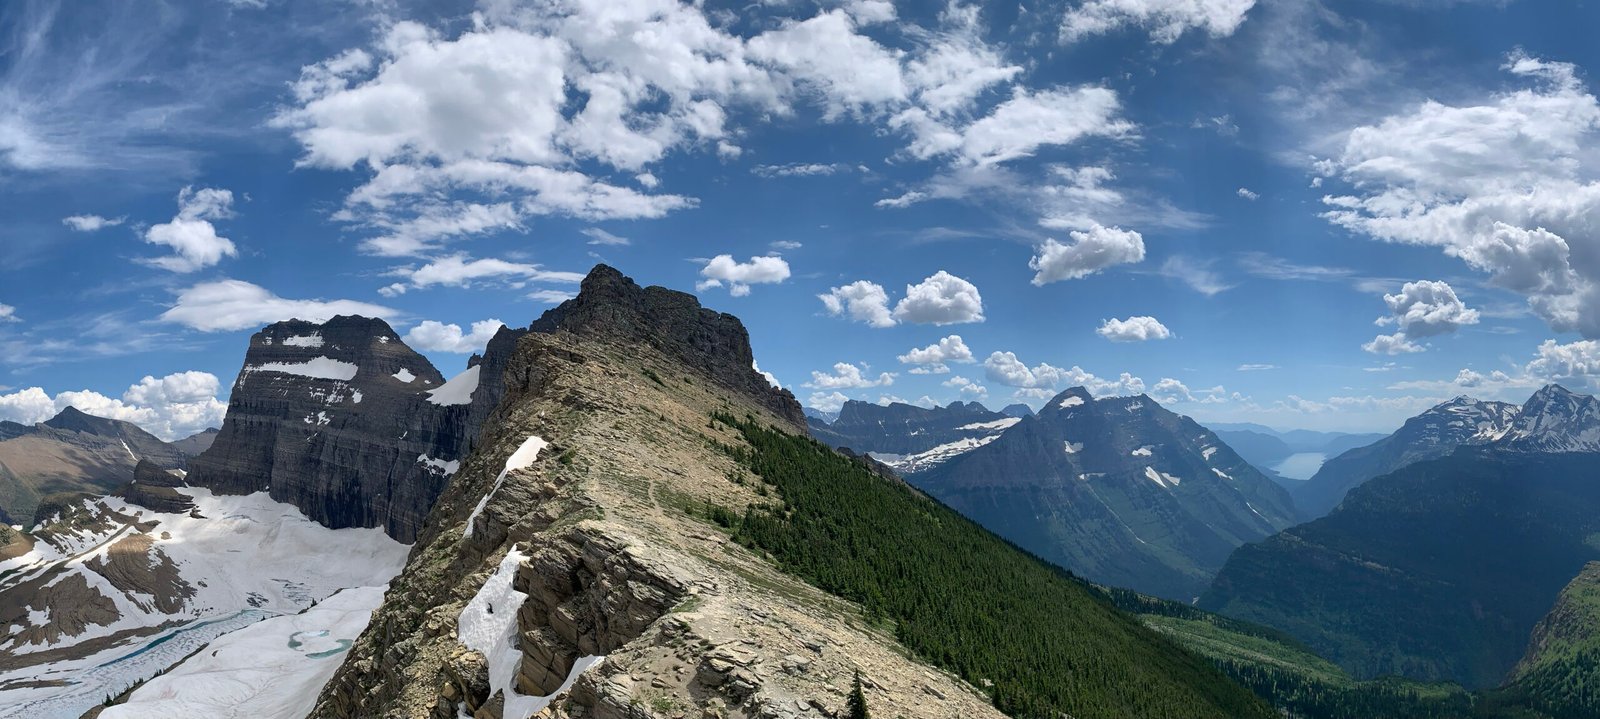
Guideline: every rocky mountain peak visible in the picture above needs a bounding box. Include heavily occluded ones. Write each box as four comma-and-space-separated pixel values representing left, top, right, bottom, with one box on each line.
1493, 383, 1600, 452
1001, 403, 1035, 418
1039, 386, 1097, 417
42, 406, 120, 435
917, 385, 1297, 600
189, 314, 464, 542
531, 264, 804, 428
247, 315, 444, 387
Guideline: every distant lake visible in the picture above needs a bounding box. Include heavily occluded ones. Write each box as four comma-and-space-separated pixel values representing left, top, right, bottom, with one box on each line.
1273, 452, 1326, 480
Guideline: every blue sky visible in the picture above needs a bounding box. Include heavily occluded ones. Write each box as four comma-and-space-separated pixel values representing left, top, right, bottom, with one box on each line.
4, 0, 1600, 439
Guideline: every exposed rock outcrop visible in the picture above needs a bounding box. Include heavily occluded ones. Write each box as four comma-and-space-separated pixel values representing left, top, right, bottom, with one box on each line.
114, 460, 194, 514
310, 266, 997, 719
529, 265, 805, 429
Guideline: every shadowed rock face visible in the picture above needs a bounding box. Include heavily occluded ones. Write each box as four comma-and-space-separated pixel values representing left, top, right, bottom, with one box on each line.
186, 315, 459, 543
530, 264, 805, 429
183, 265, 800, 545
115, 460, 194, 514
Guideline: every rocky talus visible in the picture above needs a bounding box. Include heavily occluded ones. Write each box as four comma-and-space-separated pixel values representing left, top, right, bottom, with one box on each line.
311, 267, 1001, 719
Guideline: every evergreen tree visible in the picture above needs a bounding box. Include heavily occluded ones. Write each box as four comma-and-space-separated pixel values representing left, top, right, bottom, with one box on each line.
848, 670, 871, 719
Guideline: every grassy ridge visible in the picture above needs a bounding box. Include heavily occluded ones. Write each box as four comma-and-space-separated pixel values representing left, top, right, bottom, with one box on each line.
711, 413, 1272, 719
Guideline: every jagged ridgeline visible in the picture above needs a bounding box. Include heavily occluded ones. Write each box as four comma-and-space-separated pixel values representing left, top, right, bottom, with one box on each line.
309, 265, 1269, 719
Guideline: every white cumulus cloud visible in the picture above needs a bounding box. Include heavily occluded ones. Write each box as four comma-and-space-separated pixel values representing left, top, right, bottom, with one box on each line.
1321, 52, 1600, 338
404, 319, 506, 353
804, 362, 895, 389
697, 255, 792, 296
142, 186, 238, 273
819, 281, 896, 328
1097, 316, 1173, 342
898, 335, 975, 373
1362, 332, 1425, 355
161, 279, 397, 332
1377, 280, 1480, 338
892, 271, 985, 325
1061, 0, 1258, 44
1029, 224, 1146, 285
0, 370, 228, 440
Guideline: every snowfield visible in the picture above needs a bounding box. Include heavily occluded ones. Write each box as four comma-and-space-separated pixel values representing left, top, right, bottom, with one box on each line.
245, 356, 359, 381
873, 434, 1001, 475
459, 549, 602, 719
957, 417, 1022, 432
99, 586, 388, 719
0, 488, 408, 718
427, 365, 481, 406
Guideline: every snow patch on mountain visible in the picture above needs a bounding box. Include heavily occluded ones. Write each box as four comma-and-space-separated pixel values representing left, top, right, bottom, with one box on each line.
458, 549, 603, 719
418, 454, 461, 477
283, 333, 324, 348
1143, 466, 1181, 488
1058, 395, 1085, 409
427, 365, 481, 406
465, 435, 548, 538
873, 435, 1002, 475
393, 368, 417, 383
247, 356, 359, 381
958, 417, 1022, 432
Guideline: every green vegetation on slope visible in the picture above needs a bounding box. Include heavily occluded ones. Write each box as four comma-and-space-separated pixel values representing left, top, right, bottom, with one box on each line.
1486, 562, 1600, 718
1201, 450, 1600, 689
710, 412, 1273, 719
1104, 588, 1474, 718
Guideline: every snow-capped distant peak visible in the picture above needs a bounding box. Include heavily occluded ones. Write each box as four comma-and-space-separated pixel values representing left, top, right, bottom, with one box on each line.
1490, 384, 1600, 452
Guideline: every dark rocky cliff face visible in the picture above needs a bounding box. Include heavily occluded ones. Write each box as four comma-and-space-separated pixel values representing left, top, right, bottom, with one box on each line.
115, 459, 195, 513
529, 265, 805, 428
186, 315, 459, 542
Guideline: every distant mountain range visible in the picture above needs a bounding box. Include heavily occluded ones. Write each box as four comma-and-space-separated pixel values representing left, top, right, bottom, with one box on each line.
1287, 396, 1519, 519
1206, 423, 1387, 488
807, 399, 1021, 474
0, 407, 209, 525
808, 389, 1297, 600
1202, 384, 1600, 690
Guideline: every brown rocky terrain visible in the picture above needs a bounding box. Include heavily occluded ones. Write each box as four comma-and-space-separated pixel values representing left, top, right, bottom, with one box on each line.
311, 266, 1004, 719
